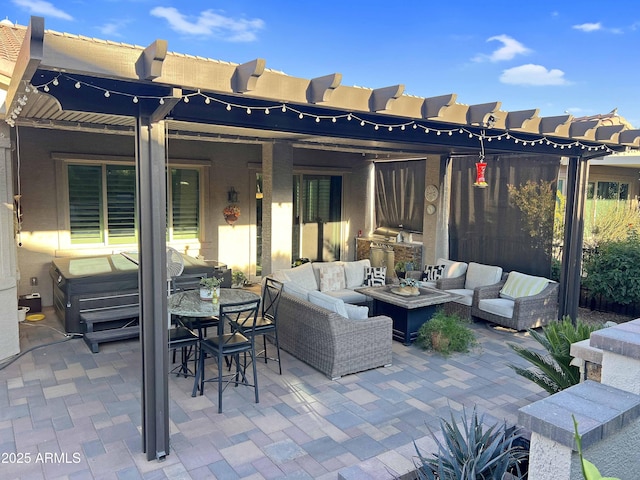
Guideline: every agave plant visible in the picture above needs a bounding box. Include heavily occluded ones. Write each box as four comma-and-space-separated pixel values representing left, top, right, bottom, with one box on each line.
413, 405, 528, 480
508, 317, 603, 394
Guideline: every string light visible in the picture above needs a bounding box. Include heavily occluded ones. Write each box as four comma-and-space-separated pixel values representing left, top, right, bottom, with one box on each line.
1, 72, 615, 154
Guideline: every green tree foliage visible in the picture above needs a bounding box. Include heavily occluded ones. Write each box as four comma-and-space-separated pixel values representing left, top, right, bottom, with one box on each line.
508, 180, 558, 253
582, 228, 640, 305
508, 317, 603, 394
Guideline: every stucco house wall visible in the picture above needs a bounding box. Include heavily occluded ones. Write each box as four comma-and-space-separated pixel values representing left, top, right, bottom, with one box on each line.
13, 125, 409, 308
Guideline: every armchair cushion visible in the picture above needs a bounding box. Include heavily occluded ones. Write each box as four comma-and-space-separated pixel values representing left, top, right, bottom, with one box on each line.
446, 288, 474, 306
344, 303, 369, 320
308, 290, 348, 317
286, 262, 318, 291
343, 259, 371, 288
437, 258, 468, 279
283, 282, 310, 301
500, 271, 550, 300
464, 262, 503, 290
478, 298, 514, 318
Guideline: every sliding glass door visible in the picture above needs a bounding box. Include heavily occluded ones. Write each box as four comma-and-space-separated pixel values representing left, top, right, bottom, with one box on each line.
293, 174, 342, 262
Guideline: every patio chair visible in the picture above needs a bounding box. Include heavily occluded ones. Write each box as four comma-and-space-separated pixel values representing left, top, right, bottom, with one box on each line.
193, 298, 261, 413
168, 320, 199, 378
230, 278, 284, 374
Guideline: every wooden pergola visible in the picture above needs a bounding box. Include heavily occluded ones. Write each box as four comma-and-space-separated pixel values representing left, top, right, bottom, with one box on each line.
4, 16, 640, 461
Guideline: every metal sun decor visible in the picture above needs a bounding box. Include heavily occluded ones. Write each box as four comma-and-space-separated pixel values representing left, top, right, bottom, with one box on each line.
223, 204, 241, 225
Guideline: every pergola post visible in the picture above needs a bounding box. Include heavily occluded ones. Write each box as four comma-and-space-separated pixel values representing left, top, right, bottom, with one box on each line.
559, 155, 589, 322
136, 115, 170, 461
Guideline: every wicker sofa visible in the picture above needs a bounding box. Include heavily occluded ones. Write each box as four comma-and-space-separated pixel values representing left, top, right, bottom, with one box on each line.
471, 271, 559, 331
277, 291, 393, 379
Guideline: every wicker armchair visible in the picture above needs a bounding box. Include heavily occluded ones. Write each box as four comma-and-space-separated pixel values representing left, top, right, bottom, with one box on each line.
277, 292, 393, 379
471, 279, 559, 331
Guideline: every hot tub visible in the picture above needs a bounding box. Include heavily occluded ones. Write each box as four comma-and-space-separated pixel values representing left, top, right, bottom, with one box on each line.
50, 252, 231, 333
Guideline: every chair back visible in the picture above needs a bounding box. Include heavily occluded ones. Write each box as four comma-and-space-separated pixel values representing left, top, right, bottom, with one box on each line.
261, 277, 284, 321
221, 298, 261, 342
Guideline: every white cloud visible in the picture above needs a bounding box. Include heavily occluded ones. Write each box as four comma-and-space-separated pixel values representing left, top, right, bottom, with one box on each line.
12, 0, 73, 21
98, 20, 131, 38
473, 34, 531, 62
573, 22, 602, 32
150, 7, 264, 42
499, 64, 570, 86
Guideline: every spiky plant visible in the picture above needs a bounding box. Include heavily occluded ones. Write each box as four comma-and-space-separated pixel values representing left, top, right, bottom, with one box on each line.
413, 405, 528, 480
508, 317, 603, 394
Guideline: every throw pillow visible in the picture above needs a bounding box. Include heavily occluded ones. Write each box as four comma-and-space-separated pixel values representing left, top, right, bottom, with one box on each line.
500, 271, 550, 300
319, 265, 346, 292
421, 264, 445, 282
364, 266, 386, 286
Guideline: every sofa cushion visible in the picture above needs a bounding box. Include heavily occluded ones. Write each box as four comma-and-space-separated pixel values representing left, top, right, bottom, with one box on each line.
286, 262, 318, 291
446, 288, 474, 306
500, 271, 550, 300
283, 282, 310, 301
319, 264, 346, 292
343, 259, 371, 288
422, 264, 445, 282
478, 298, 514, 319
364, 266, 386, 286
308, 290, 348, 317
464, 262, 503, 290
311, 262, 341, 289
325, 289, 369, 304
437, 258, 468, 279
344, 303, 369, 320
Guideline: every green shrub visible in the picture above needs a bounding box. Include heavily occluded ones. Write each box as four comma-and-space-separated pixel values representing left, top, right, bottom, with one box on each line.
508, 317, 603, 394
582, 233, 640, 305
413, 405, 528, 480
416, 310, 476, 356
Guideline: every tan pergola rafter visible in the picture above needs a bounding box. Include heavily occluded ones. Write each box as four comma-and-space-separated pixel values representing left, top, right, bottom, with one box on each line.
307, 73, 342, 104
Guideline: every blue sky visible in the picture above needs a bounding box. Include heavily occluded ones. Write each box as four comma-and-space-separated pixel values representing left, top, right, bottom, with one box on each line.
5, 0, 640, 127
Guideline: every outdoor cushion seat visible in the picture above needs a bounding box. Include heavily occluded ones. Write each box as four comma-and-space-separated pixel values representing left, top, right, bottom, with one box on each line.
445, 289, 474, 306
446, 262, 503, 307
272, 259, 372, 307
472, 271, 559, 331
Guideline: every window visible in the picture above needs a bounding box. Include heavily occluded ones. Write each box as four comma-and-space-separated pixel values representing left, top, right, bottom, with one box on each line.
587, 181, 629, 200
67, 163, 200, 245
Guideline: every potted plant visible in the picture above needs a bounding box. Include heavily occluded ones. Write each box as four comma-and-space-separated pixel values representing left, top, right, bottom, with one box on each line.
416, 309, 477, 356
232, 270, 247, 288
199, 276, 222, 301
394, 260, 415, 279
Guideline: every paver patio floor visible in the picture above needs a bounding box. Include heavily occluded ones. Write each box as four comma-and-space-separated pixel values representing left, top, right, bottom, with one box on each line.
0, 307, 548, 479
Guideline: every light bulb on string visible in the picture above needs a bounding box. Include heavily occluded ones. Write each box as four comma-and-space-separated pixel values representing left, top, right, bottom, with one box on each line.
43, 85, 49, 92
183, 96, 189, 103
132, 96, 138, 103
52, 78, 59, 86
401, 125, 405, 130
332, 117, 336, 123
159, 98, 164, 105
413, 124, 418, 129
347, 114, 352, 121
204, 97, 210, 104
246, 108, 251, 114
265, 108, 269, 114
374, 125, 379, 130
298, 113, 303, 119
75, 82, 81, 89
104, 91, 110, 98
226, 104, 231, 111
388, 126, 393, 131
360, 121, 365, 126
281, 105, 287, 112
